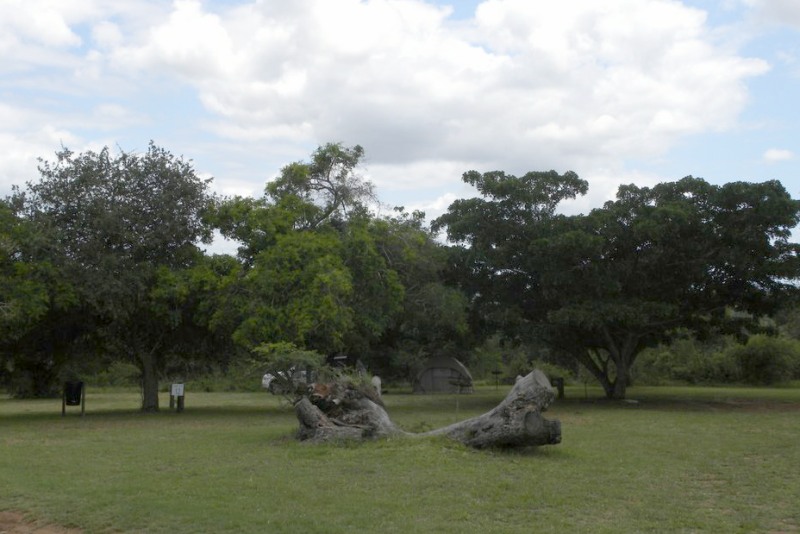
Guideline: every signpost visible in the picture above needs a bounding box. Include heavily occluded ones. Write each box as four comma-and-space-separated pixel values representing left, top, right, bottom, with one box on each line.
170, 383, 185, 412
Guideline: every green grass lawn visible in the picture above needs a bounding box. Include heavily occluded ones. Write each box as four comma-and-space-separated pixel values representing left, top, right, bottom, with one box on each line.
2, 385, 799, 533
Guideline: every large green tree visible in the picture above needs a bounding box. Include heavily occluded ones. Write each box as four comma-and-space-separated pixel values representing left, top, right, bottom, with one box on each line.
212, 143, 379, 354
212, 145, 466, 378
435, 172, 800, 398
13, 142, 214, 409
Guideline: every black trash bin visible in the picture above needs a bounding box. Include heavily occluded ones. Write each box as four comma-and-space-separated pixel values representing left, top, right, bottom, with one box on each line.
62, 381, 85, 416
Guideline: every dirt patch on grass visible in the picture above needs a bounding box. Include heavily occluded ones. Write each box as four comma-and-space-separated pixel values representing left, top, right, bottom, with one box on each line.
0, 511, 82, 534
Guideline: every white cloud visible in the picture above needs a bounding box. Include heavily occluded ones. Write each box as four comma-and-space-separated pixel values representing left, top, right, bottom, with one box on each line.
763, 148, 794, 162
0, 0, 775, 211
0, 0, 82, 48
109, 0, 765, 169
92, 21, 124, 50
741, 0, 800, 28
0, 102, 84, 195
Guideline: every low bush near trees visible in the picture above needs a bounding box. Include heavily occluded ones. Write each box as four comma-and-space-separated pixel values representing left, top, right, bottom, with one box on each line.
729, 334, 800, 385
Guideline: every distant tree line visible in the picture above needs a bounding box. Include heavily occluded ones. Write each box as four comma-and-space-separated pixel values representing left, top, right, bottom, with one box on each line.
2, 141, 799, 407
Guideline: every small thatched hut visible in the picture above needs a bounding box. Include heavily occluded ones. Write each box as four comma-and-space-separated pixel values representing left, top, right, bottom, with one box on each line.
413, 356, 474, 394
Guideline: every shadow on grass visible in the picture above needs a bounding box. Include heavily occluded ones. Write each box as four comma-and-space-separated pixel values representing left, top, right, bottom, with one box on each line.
0, 403, 296, 423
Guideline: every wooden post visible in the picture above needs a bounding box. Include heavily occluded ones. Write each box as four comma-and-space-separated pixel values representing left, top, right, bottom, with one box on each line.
170, 384, 185, 413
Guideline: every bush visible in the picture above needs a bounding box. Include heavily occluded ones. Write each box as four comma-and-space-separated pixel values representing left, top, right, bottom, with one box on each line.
633, 336, 740, 385
727, 335, 800, 386
92, 362, 140, 387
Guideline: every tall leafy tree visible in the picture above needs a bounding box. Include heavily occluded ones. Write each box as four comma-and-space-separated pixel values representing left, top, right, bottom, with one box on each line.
212, 143, 377, 354
435, 172, 800, 398
1, 198, 81, 396
213, 145, 467, 379
15, 142, 214, 410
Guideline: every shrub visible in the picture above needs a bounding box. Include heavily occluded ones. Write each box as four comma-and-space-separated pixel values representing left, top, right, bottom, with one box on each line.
727, 334, 800, 386
633, 336, 740, 385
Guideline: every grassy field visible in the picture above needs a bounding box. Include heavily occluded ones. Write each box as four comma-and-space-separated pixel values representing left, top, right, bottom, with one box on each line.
2, 384, 799, 533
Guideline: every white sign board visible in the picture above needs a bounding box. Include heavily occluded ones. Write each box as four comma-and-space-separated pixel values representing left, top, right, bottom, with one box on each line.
171, 383, 185, 397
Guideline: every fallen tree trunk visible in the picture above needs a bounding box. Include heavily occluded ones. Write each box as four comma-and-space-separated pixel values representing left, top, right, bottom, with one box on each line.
294, 369, 561, 449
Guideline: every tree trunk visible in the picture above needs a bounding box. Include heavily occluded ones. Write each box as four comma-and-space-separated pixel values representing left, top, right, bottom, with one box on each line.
611, 359, 630, 400
584, 331, 639, 400
139, 351, 159, 412
294, 370, 561, 449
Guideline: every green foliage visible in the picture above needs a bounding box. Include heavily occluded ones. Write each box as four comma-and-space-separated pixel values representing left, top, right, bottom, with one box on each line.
0, 199, 84, 397
634, 335, 741, 385
776, 305, 800, 340
386, 347, 430, 384
233, 230, 354, 351
6, 142, 216, 406
90, 361, 141, 387
465, 337, 505, 380
266, 142, 374, 229
180, 361, 262, 393
213, 147, 470, 382
465, 336, 574, 383
251, 342, 326, 374
339, 217, 405, 355
634, 333, 800, 386
435, 172, 800, 399
728, 334, 800, 385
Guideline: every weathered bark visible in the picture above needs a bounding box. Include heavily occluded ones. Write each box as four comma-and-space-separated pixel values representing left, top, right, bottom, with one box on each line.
579, 346, 635, 400
295, 381, 403, 442
294, 370, 561, 449
422, 370, 561, 447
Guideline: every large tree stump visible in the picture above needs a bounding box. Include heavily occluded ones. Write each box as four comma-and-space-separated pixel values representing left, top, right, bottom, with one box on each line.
294, 369, 561, 448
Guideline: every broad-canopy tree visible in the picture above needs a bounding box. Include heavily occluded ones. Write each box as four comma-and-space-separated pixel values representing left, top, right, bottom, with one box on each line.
213, 144, 466, 377
10, 142, 215, 409
212, 143, 380, 355
435, 172, 800, 398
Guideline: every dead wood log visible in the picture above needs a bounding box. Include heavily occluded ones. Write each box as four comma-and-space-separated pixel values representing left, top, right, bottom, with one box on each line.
294, 369, 561, 448
421, 369, 561, 447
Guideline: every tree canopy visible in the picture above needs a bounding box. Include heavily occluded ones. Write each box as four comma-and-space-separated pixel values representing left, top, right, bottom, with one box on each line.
4, 142, 215, 408
210, 144, 461, 381
4, 140, 799, 402
435, 172, 800, 398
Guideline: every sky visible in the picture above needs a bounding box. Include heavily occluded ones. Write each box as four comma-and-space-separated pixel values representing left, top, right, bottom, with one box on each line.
2, 0, 799, 253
